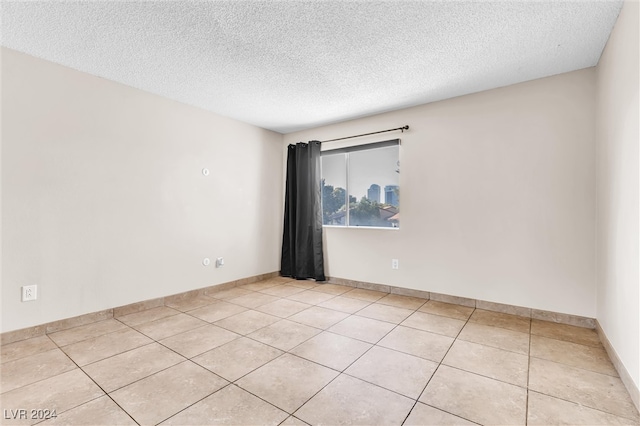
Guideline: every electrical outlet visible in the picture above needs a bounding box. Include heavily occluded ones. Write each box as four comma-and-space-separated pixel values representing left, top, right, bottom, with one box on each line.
22, 285, 37, 302
216, 257, 224, 268
391, 259, 399, 270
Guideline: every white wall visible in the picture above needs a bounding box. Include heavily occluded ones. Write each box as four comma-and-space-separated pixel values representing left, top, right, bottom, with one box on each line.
285, 69, 597, 318
595, 0, 639, 391
1, 48, 284, 333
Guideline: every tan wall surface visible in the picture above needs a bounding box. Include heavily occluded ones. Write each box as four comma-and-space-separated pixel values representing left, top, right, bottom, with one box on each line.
1, 48, 284, 332
595, 0, 640, 390
286, 69, 597, 318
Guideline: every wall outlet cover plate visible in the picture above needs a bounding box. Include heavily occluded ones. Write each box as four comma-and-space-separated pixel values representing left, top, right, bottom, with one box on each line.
22, 285, 37, 302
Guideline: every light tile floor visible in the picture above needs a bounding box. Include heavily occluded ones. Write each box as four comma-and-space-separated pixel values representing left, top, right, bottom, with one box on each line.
1, 277, 638, 425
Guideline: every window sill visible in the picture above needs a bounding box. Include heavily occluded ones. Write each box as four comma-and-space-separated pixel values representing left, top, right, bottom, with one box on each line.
322, 225, 399, 230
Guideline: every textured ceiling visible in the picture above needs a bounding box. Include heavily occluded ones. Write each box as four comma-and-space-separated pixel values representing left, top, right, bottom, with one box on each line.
1, 1, 623, 133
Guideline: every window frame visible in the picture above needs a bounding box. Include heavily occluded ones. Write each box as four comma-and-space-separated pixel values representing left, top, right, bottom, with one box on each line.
321, 138, 400, 229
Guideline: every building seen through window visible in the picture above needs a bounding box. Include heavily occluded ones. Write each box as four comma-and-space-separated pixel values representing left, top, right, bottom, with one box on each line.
321, 140, 399, 228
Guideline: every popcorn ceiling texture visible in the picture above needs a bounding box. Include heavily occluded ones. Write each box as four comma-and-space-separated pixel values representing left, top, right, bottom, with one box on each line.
0, 1, 623, 133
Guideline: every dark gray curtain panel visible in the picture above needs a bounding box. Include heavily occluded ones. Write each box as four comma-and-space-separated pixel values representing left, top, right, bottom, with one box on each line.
281, 141, 326, 281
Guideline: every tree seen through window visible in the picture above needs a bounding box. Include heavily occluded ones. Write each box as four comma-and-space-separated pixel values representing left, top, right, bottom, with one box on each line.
321, 141, 399, 228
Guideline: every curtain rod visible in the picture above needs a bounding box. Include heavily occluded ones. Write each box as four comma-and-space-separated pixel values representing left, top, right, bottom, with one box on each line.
320, 125, 409, 143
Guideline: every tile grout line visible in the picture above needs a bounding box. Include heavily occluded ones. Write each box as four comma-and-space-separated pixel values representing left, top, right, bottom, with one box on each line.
525, 389, 640, 423
527, 352, 621, 377
0, 277, 598, 347
529, 332, 606, 349
439, 364, 529, 391
213, 318, 595, 425
60, 317, 222, 404
0, 274, 281, 346
130, 320, 211, 343
161, 287, 341, 360
157, 382, 289, 425
170, 288, 374, 420
47, 336, 142, 426
191, 286, 365, 341
431, 312, 534, 391
140, 285, 306, 424
97, 318, 237, 424
46, 318, 131, 348
268, 323, 391, 419
310, 297, 456, 421
243, 292, 430, 422
400, 305, 479, 426
4, 280, 636, 424
1, 293, 419, 405
2, 331, 157, 393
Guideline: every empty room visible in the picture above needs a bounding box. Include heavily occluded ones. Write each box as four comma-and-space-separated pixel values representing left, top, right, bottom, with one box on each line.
1, 1, 638, 425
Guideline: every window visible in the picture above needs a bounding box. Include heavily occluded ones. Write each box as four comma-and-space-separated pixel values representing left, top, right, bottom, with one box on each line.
321, 139, 399, 228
